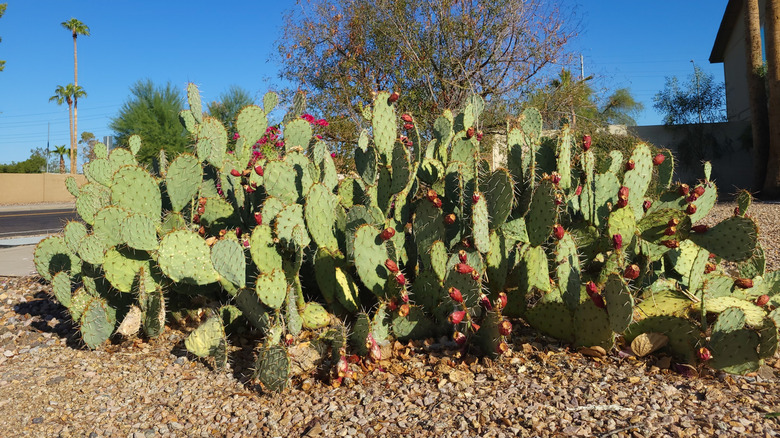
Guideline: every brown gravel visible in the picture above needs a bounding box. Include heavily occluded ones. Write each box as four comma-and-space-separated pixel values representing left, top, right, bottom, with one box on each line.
0, 202, 779, 437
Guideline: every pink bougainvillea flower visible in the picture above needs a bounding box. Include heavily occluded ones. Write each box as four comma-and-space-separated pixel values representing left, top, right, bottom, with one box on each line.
301, 114, 315, 123
315, 134, 323, 140
316, 119, 329, 127
232, 133, 240, 140
331, 152, 336, 158
275, 141, 285, 148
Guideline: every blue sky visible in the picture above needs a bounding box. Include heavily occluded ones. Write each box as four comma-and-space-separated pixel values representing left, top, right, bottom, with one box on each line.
0, 0, 729, 166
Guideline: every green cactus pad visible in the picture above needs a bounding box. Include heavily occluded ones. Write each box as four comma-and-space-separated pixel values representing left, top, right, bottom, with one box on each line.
636, 289, 692, 318
142, 286, 166, 338
314, 248, 359, 313
234, 288, 271, 332
121, 212, 159, 251
301, 302, 331, 329
305, 183, 339, 249
92, 206, 130, 249
274, 204, 310, 249
185, 314, 227, 359
83, 158, 114, 187
689, 216, 758, 262
413, 199, 445, 254
704, 297, 766, 328
51, 271, 72, 309
471, 195, 490, 253
737, 243, 766, 279
481, 169, 514, 230
390, 144, 412, 194
350, 313, 372, 356
355, 144, 378, 185
186, 83, 203, 123
63, 221, 87, 256
179, 109, 198, 134
235, 105, 268, 147
603, 274, 634, 333
77, 234, 106, 266
110, 165, 161, 220
165, 153, 202, 213
196, 117, 227, 167
523, 244, 551, 293
486, 231, 511, 295
574, 300, 614, 350
689, 182, 718, 223
254, 269, 287, 309
76, 182, 111, 226
411, 270, 443, 312
418, 158, 445, 185
34, 236, 80, 281
210, 238, 246, 288
525, 180, 557, 246
255, 343, 290, 393
372, 91, 397, 164
555, 233, 582, 311
392, 306, 435, 341
263, 160, 299, 205
249, 224, 283, 274
353, 224, 390, 297
284, 118, 312, 150
709, 327, 760, 374
525, 302, 574, 342
158, 230, 220, 285
103, 247, 154, 293
607, 206, 637, 246
80, 297, 117, 349
108, 148, 136, 169
622, 144, 653, 219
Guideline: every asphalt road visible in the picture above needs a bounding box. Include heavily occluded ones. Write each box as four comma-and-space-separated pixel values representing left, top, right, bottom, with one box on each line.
0, 208, 81, 238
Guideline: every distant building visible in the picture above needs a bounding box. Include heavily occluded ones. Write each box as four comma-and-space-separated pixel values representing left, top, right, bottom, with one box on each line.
709, 0, 767, 122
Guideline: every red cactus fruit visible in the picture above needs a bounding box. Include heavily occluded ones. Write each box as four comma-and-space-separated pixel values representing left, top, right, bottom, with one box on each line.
625, 160, 635, 171
193, 214, 200, 224
433, 197, 443, 209
379, 227, 396, 241
470, 270, 480, 281
551, 172, 562, 185
643, 200, 652, 212
704, 263, 716, 274
624, 264, 640, 280
401, 113, 413, 123
618, 186, 629, 201
453, 332, 467, 346
199, 197, 208, 206
586, 281, 599, 297
662, 239, 679, 249
678, 184, 690, 196
554, 193, 564, 205
458, 250, 468, 263
385, 259, 399, 273
582, 135, 592, 151
686, 204, 697, 215
254, 165, 264, 176
444, 213, 456, 225
476, 131, 483, 141
197, 205, 206, 215
403, 123, 414, 130
693, 186, 705, 197
400, 290, 410, 303
230, 169, 241, 177
472, 192, 481, 203
368, 335, 382, 361
466, 127, 475, 139
479, 294, 493, 310
455, 263, 474, 274
448, 287, 463, 303
589, 293, 606, 309
426, 189, 438, 202
575, 185, 583, 196
449, 310, 466, 325
709, 253, 717, 259
691, 224, 708, 233
497, 292, 508, 309
554, 224, 565, 240
734, 206, 741, 216
254, 212, 262, 225
398, 304, 410, 317
734, 278, 754, 289
756, 295, 770, 307
387, 299, 398, 311
236, 227, 243, 238
612, 234, 623, 250
687, 194, 699, 203
616, 198, 628, 209
664, 226, 677, 236
394, 272, 406, 285
499, 320, 513, 336
497, 341, 510, 355
461, 238, 472, 248
198, 225, 205, 235
697, 347, 712, 362
653, 153, 665, 165
388, 92, 399, 103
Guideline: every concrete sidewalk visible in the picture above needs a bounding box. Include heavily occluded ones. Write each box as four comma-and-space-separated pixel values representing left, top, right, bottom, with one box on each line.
0, 245, 38, 277
0, 202, 75, 213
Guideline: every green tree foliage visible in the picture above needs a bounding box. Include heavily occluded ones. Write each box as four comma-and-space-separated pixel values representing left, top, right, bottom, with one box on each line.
0, 149, 47, 173
109, 80, 188, 165
525, 69, 643, 132
652, 65, 726, 125
206, 85, 255, 139
49, 84, 87, 173
278, 0, 577, 146
0, 3, 7, 72
79, 131, 97, 164
53, 145, 68, 173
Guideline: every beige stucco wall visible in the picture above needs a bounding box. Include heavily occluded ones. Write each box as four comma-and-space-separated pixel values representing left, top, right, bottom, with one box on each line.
0, 174, 87, 205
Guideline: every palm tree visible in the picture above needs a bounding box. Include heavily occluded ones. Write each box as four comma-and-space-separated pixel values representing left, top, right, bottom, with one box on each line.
49, 84, 87, 174
52, 145, 68, 174
61, 18, 90, 173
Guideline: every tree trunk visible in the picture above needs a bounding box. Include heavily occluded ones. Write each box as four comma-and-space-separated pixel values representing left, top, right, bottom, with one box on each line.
68, 102, 75, 174
763, 0, 780, 196
59, 156, 65, 174
73, 97, 79, 174
745, 0, 770, 194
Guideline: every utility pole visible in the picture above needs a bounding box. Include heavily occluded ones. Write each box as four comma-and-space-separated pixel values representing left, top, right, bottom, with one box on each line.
46, 122, 50, 173
580, 54, 585, 80
691, 60, 703, 124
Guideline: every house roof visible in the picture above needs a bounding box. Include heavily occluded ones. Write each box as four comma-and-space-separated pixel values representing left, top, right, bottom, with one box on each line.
710, 0, 742, 63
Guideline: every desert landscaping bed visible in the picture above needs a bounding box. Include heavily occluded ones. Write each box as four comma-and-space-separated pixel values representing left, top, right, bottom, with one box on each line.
0, 202, 778, 437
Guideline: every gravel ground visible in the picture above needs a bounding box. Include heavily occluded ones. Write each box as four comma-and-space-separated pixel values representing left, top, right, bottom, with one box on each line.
0, 202, 778, 437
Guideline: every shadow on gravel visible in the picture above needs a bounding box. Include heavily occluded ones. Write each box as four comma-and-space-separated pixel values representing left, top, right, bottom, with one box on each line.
11, 280, 83, 349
